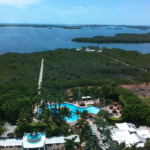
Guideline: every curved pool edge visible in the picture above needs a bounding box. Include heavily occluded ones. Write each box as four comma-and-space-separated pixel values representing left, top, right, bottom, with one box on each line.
47, 102, 101, 113
40, 102, 101, 122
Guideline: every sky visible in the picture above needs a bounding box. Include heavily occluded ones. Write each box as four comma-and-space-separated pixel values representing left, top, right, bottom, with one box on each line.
0, 0, 150, 25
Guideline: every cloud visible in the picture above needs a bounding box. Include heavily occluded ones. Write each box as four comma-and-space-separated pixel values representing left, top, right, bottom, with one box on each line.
91, 5, 97, 8
72, 7, 84, 10
84, 9, 88, 12
0, 0, 42, 8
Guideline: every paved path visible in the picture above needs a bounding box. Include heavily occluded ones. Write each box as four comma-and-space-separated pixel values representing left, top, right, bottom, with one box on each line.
1, 125, 17, 138
38, 58, 44, 94
87, 119, 106, 150
103, 53, 147, 72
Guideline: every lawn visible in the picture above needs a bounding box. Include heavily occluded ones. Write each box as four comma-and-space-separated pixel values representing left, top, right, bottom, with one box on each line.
141, 98, 150, 106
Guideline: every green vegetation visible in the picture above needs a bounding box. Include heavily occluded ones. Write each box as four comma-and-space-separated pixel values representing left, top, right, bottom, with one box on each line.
63, 136, 80, 150
141, 98, 150, 106
107, 116, 124, 124
117, 25, 150, 30
0, 48, 146, 98
57, 26, 83, 29
120, 88, 150, 126
71, 33, 150, 43
102, 48, 150, 71
0, 47, 150, 129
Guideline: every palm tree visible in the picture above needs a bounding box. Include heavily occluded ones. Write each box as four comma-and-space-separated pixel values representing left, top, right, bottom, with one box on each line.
59, 106, 72, 121
71, 87, 79, 100
108, 141, 127, 150
125, 142, 140, 150
75, 119, 86, 137
39, 100, 48, 112
63, 136, 80, 150
85, 135, 103, 150
33, 94, 42, 113
16, 109, 32, 131
97, 109, 109, 120
74, 109, 81, 120
144, 138, 150, 149
57, 94, 64, 110
0, 121, 8, 138
103, 128, 112, 141
80, 110, 88, 120
95, 118, 108, 131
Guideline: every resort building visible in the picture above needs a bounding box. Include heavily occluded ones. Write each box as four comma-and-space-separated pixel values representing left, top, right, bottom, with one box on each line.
0, 132, 80, 150
81, 96, 91, 101
111, 122, 150, 147
81, 96, 87, 101
87, 96, 91, 101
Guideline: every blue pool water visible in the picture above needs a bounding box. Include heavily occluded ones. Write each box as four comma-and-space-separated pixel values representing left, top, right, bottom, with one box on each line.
39, 103, 101, 122
28, 133, 41, 140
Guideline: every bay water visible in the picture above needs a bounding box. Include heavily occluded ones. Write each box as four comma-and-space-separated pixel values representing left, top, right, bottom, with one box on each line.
0, 26, 150, 54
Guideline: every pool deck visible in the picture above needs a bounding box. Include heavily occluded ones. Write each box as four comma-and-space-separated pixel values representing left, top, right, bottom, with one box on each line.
65, 101, 95, 108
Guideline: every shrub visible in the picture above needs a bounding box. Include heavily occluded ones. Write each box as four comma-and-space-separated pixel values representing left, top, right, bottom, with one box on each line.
7, 133, 14, 138
108, 116, 124, 125
14, 126, 24, 138
119, 95, 126, 106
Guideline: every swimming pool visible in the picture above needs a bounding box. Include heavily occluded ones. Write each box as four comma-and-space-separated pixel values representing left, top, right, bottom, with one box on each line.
39, 103, 101, 122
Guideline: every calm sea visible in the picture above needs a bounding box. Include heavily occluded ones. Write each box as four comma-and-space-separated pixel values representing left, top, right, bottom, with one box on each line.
0, 26, 150, 54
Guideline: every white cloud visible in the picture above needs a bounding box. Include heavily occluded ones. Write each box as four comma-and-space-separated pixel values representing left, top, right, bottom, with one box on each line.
0, 0, 42, 8
84, 9, 88, 12
72, 7, 84, 10
91, 5, 97, 8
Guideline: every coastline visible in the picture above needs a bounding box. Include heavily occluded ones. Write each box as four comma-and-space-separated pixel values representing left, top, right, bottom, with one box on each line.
1, 26, 150, 54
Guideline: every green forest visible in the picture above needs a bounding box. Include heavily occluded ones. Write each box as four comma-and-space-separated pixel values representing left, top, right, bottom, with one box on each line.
1, 48, 149, 97
71, 33, 150, 43
0, 48, 150, 138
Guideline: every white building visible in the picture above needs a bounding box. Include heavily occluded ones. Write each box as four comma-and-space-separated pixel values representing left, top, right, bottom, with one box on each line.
0, 132, 80, 150
111, 122, 150, 147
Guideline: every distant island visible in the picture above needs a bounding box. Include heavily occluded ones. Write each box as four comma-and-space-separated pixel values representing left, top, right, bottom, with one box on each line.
114, 28, 123, 29
71, 33, 150, 43
56, 26, 83, 29
117, 25, 150, 30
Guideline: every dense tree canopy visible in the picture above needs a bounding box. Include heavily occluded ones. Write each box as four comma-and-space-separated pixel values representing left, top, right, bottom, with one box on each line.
71, 33, 150, 43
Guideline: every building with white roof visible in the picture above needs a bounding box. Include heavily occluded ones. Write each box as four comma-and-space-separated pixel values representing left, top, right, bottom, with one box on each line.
0, 132, 80, 150
82, 96, 91, 101
82, 96, 87, 101
87, 96, 91, 100
111, 122, 150, 147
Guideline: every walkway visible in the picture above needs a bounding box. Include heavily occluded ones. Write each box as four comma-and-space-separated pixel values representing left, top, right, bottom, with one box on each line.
38, 58, 44, 94
87, 119, 106, 150
103, 53, 147, 72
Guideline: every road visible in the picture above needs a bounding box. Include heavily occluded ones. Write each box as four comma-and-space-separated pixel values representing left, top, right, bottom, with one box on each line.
38, 58, 44, 94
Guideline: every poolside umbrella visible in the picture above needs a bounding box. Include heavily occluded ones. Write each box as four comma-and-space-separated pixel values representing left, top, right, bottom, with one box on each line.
113, 102, 118, 107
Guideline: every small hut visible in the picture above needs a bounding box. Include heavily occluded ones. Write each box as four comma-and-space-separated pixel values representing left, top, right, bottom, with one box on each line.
89, 113, 94, 120
113, 102, 118, 107
78, 101, 85, 106
112, 108, 117, 113
69, 98, 73, 103
116, 105, 122, 110
109, 105, 114, 109
119, 108, 122, 112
